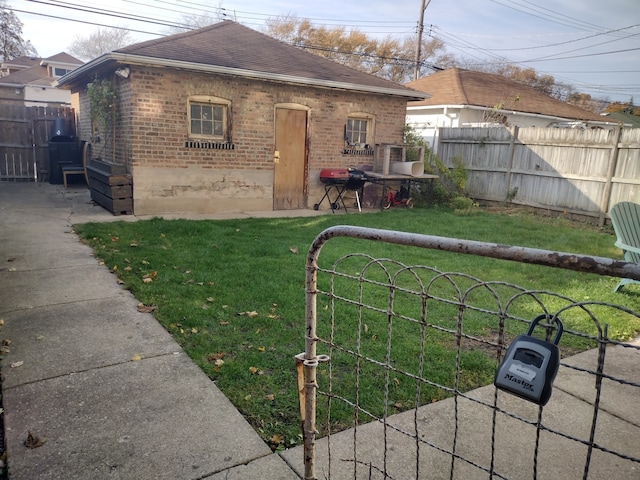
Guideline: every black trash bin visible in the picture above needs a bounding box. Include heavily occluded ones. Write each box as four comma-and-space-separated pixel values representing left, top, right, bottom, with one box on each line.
48, 118, 79, 184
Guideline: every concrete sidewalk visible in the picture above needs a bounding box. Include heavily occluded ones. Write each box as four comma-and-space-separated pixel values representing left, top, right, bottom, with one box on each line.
0, 183, 302, 479
1, 182, 638, 479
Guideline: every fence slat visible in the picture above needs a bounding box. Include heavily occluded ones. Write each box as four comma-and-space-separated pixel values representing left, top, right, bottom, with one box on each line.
0, 104, 75, 182
438, 127, 640, 224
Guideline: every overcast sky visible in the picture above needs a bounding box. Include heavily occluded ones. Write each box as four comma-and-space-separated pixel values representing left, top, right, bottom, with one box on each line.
7, 0, 640, 103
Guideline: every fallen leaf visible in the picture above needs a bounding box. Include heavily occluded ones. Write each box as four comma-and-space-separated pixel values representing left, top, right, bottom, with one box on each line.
24, 431, 47, 449
249, 366, 258, 374
191, 328, 198, 334
142, 277, 153, 284
289, 246, 298, 254
270, 433, 284, 445
213, 359, 224, 367
394, 402, 403, 409
10, 361, 24, 368
267, 314, 278, 319
264, 394, 275, 401
258, 346, 266, 352
130, 242, 138, 247
124, 266, 132, 271
393, 378, 400, 386
206, 297, 214, 302
219, 321, 229, 326
112, 265, 118, 272
137, 304, 156, 313
131, 354, 141, 361
110, 236, 119, 242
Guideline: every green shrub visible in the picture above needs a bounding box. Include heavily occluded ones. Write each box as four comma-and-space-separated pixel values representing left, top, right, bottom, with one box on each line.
403, 125, 470, 208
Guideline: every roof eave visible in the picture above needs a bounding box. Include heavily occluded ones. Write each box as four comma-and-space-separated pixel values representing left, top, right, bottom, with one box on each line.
406, 104, 615, 125
56, 52, 430, 100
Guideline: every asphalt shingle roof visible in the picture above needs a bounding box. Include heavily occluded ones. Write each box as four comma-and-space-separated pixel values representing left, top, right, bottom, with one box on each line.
110, 20, 422, 97
406, 68, 606, 123
1, 53, 83, 87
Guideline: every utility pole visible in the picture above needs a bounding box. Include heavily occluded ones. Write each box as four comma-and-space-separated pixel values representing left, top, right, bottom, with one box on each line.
414, 0, 432, 80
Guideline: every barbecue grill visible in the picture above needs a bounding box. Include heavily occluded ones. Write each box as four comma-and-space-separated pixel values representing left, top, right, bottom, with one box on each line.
314, 168, 367, 213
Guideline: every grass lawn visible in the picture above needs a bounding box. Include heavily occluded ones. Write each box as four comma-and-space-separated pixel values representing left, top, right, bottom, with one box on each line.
74, 206, 640, 450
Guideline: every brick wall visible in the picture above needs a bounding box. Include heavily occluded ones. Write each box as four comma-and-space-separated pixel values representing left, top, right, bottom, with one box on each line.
78, 65, 409, 214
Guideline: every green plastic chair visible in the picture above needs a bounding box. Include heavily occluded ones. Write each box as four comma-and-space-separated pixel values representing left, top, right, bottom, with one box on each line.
610, 201, 640, 292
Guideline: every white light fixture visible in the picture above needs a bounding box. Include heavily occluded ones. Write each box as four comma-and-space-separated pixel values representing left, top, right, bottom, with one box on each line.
115, 67, 130, 79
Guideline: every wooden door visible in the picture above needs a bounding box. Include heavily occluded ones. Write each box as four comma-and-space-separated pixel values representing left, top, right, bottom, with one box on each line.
274, 108, 307, 210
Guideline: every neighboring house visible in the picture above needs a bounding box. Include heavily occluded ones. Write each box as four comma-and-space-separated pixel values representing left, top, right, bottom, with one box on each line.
0, 56, 40, 76
602, 111, 640, 128
405, 68, 619, 149
56, 20, 427, 215
0, 53, 83, 107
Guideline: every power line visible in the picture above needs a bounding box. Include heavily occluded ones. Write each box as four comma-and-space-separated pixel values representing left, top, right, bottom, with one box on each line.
22, 0, 191, 30
10, 7, 169, 35
7, 0, 638, 101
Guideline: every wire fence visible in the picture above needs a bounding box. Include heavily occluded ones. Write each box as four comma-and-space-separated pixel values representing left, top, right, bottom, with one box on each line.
296, 226, 640, 480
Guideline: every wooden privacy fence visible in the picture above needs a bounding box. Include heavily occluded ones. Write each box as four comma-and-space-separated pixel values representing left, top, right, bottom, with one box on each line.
437, 126, 640, 225
0, 104, 75, 182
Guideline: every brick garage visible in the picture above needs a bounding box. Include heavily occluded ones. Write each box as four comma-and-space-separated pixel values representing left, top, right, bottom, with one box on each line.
58, 21, 426, 215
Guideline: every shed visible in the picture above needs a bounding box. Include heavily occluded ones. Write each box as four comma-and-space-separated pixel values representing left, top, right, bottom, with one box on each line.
57, 20, 427, 215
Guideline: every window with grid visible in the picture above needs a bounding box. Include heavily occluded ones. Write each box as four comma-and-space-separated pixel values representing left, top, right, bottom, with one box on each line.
188, 96, 230, 141
345, 114, 374, 146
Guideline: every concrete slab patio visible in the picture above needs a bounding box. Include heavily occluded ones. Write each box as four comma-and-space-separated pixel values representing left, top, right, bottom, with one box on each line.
0, 183, 300, 479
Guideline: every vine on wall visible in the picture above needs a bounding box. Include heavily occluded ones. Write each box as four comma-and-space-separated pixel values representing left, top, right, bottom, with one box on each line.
86, 77, 117, 147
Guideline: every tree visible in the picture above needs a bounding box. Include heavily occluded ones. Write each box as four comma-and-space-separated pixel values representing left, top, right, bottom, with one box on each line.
164, 12, 224, 35
605, 98, 639, 115
68, 27, 134, 61
0, 0, 38, 61
264, 15, 452, 84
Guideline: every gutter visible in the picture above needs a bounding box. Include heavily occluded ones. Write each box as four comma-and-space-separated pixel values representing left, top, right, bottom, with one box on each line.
406, 104, 617, 127
57, 52, 431, 100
